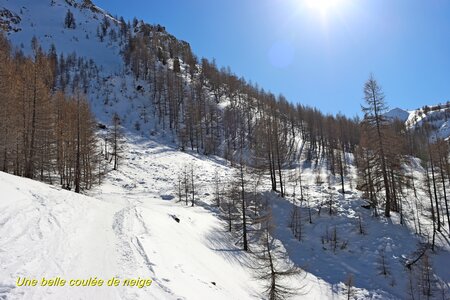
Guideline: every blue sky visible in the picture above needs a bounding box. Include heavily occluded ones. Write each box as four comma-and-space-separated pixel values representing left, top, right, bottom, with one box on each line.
95, 0, 450, 117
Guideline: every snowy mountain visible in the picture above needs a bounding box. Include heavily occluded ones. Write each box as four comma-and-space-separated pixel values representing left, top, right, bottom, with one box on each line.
0, 0, 188, 133
405, 103, 450, 140
385, 103, 450, 140
1, 0, 122, 71
1, 1, 449, 299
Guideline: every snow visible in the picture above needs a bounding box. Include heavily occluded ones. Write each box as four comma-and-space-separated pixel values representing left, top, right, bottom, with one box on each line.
0, 143, 260, 299
268, 156, 450, 299
270, 193, 450, 299
2, 132, 449, 299
0, 171, 122, 299
404, 105, 450, 140
1, 0, 449, 299
2, 0, 123, 74
0, 134, 341, 300
385, 105, 450, 140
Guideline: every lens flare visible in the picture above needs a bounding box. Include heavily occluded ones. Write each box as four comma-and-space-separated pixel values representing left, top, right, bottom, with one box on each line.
305, 0, 342, 13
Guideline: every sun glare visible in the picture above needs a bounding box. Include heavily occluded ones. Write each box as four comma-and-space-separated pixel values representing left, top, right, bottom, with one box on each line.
305, 0, 342, 14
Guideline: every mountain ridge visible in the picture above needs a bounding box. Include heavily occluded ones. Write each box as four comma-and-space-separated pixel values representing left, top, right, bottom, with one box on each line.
385, 103, 450, 140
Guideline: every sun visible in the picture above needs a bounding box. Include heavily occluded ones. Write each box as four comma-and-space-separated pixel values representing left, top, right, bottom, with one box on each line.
305, 0, 343, 13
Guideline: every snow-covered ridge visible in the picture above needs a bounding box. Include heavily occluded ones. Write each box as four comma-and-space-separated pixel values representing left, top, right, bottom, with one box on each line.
406, 103, 450, 140
1, 0, 123, 73
385, 103, 450, 140
0, 0, 194, 134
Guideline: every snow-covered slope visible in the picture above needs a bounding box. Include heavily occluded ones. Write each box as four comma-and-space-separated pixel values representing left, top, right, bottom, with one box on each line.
0, 171, 124, 299
1, 1, 449, 299
267, 154, 450, 299
0, 135, 343, 300
2, 133, 449, 300
386, 103, 450, 140
0, 145, 262, 300
405, 104, 450, 140
1, 0, 122, 73
0, 0, 190, 135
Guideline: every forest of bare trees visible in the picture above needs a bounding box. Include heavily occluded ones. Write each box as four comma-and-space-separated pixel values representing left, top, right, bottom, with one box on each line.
123, 20, 449, 242
122, 20, 361, 199
0, 9, 449, 299
2, 12, 449, 247
0, 34, 104, 192
355, 75, 450, 250
1, 10, 448, 241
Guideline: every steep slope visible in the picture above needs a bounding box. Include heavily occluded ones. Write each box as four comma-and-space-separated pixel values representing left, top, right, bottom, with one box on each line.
386, 103, 450, 140
1, 0, 122, 72
0, 134, 342, 300
3, 133, 448, 300
405, 103, 450, 140
0, 146, 260, 300
0, 0, 196, 138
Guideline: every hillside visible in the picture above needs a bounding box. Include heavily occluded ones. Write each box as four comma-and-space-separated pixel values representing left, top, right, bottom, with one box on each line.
385, 104, 450, 141
1, 129, 448, 300
0, 136, 340, 300
1, 0, 121, 70
1, 0, 449, 299
405, 104, 450, 141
